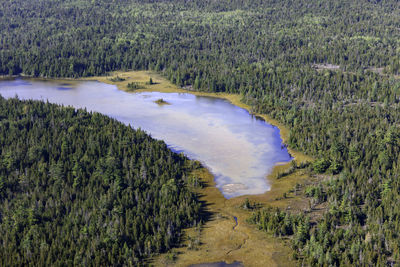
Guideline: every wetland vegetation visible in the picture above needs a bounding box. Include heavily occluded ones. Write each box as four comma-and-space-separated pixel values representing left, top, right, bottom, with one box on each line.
154, 98, 170, 105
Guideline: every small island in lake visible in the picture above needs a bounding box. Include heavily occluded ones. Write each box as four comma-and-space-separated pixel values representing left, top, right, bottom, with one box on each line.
154, 98, 171, 105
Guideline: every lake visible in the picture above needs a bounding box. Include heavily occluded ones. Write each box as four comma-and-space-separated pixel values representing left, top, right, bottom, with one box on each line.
0, 79, 291, 198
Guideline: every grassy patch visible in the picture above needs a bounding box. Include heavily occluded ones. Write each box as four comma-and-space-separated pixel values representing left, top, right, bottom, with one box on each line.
154, 98, 170, 105
83, 70, 181, 93
108, 76, 125, 82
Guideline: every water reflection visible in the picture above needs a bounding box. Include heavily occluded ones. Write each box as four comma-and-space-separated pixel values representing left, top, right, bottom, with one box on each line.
0, 79, 292, 198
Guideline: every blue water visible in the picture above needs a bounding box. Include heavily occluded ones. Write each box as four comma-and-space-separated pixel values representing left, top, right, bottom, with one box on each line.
0, 78, 291, 198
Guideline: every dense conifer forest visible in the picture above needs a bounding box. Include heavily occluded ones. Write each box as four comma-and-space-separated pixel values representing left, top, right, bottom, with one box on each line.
0, 97, 201, 266
1, 0, 400, 265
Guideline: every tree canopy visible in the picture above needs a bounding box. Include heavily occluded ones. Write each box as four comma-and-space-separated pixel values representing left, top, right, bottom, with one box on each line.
0, 96, 201, 266
1, 0, 400, 265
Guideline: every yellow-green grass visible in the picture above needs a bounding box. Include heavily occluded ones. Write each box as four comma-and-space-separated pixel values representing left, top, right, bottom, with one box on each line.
83, 70, 184, 93
152, 166, 309, 267
154, 98, 171, 105
84, 71, 313, 266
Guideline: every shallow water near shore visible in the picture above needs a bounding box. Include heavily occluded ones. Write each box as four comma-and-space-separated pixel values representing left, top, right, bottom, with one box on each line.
0, 78, 291, 198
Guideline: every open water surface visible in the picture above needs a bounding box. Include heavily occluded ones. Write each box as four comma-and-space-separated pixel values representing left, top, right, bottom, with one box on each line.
0, 79, 292, 198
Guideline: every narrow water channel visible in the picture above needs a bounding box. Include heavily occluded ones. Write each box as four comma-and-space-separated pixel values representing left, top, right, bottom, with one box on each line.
189, 262, 244, 267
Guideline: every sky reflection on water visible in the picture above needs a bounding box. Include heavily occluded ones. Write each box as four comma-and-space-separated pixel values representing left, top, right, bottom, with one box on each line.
0, 79, 292, 198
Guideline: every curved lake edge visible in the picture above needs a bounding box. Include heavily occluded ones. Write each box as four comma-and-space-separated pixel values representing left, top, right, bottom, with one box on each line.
82, 71, 313, 178
1, 71, 313, 266
1, 72, 312, 174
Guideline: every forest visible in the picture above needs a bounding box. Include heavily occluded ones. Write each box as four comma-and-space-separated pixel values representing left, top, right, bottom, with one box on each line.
1, 0, 400, 265
0, 97, 201, 266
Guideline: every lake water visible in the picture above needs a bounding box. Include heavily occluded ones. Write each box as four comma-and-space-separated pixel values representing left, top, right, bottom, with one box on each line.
0, 79, 291, 198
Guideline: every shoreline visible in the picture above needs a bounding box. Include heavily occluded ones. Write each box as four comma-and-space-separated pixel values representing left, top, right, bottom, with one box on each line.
1, 71, 312, 164
1, 71, 312, 190
1, 71, 313, 266
82, 70, 312, 166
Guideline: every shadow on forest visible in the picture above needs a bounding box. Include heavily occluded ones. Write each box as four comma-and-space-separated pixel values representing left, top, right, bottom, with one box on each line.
195, 178, 215, 219
196, 193, 214, 222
